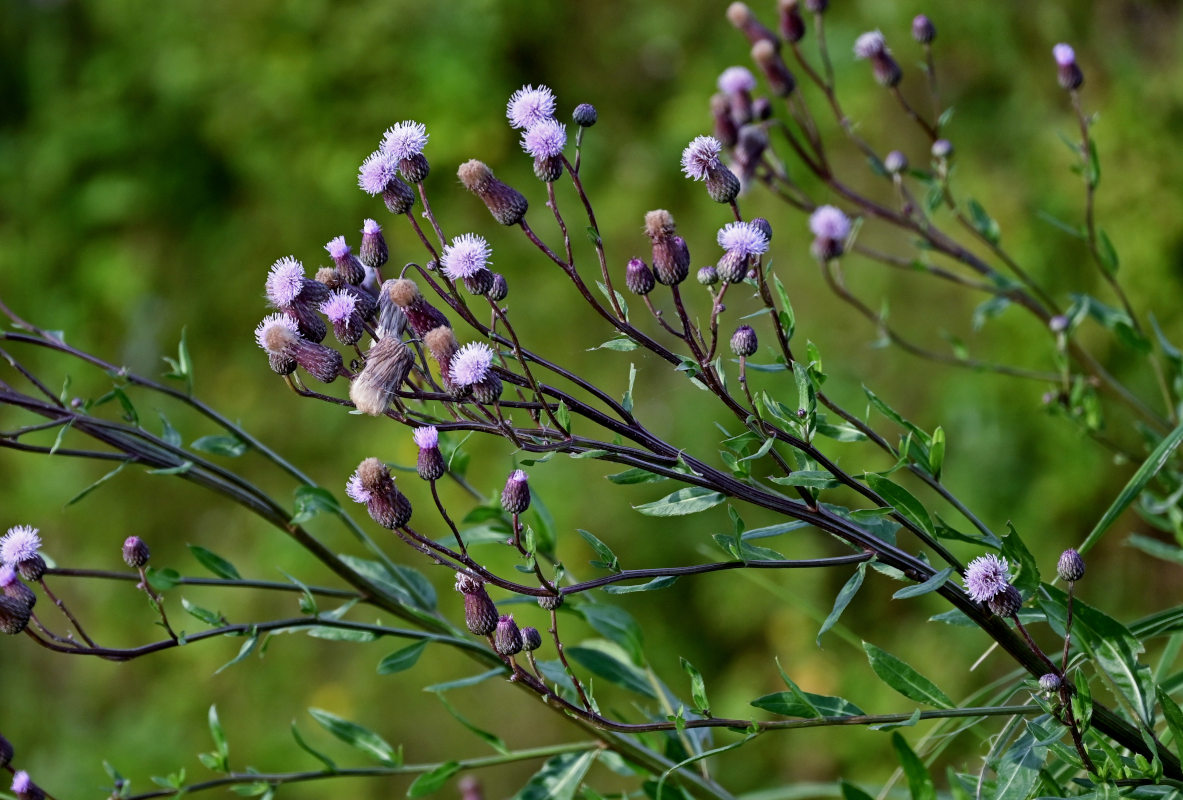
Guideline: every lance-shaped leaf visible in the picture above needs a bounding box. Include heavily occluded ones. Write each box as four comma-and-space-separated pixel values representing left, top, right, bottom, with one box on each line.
633, 487, 725, 517
307, 708, 401, 767
511, 750, 599, 800
864, 642, 954, 708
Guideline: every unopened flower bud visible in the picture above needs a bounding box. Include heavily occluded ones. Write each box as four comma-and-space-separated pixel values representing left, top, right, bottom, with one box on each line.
1039, 673, 1061, 693
494, 614, 522, 656
645, 212, 691, 286
912, 15, 936, 44
350, 335, 415, 416
626, 258, 656, 296
1057, 549, 1086, 582
382, 174, 417, 215
777, 0, 805, 43
12, 771, 45, 800
488, 273, 509, 302
752, 40, 796, 97
0, 595, 30, 635
1049, 315, 1069, 333
455, 572, 499, 636
987, 584, 1023, 617
884, 151, 908, 174
538, 592, 563, 611
854, 31, 902, 87
0, 733, 12, 767
731, 325, 758, 357
346, 458, 412, 529
931, 139, 953, 160
414, 426, 447, 481
698, 266, 719, 286
572, 103, 598, 127
16, 554, 45, 583
1053, 44, 1084, 91
501, 469, 531, 515
122, 536, 150, 568
359, 219, 389, 270
458, 160, 529, 226
809, 205, 851, 260
711, 93, 739, 149
520, 626, 543, 651
727, 2, 779, 51
0, 566, 34, 610
804, 0, 827, 13
468, 369, 503, 404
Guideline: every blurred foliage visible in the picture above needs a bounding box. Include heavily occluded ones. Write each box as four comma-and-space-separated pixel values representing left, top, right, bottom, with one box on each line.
1, 0, 1183, 796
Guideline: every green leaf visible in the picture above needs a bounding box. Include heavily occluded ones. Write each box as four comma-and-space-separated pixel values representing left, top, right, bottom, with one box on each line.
1096, 229, 1120, 275
769, 470, 840, 490
864, 642, 954, 708
992, 729, 1044, 800
578, 605, 644, 666
999, 524, 1039, 597
605, 467, 666, 485
377, 640, 428, 674
1036, 210, 1087, 239
291, 486, 341, 524
590, 337, 639, 352
157, 412, 183, 447
751, 690, 864, 718
633, 487, 725, 517
865, 473, 936, 537
567, 644, 655, 698
891, 733, 936, 800
621, 363, 637, 414
743, 521, 810, 540
308, 708, 401, 767
208, 704, 229, 764
407, 761, 461, 798
892, 567, 954, 599
290, 723, 337, 771
191, 435, 248, 458
602, 576, 678, 594
65, 460, 129, 506
928, 427, 945, 480
188, 545, 242, 580
215, 627, 258, 674
840, 780, 876, 800
305, 626, 376, 642
681, 658, 710, 715
594, 280, 628, 322
337, 555, 435, 616
1157, 686, 1183, 762
512, 751, 599, 800
1128, 535, 1183, 565
576, 528, 620, 573
146, 567, 181, 591
818, 562, 868, 646
146, 461, 193, 476
1078, 420, 1183, 555
966, 199, 1001, 244
162, 327, 194, 394
181, 597, 224, 627
556, 400, 571, 432
423, 668, 504, 693
431, 692, 508, 754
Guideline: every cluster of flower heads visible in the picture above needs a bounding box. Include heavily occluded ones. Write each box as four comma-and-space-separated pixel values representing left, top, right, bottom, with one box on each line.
962, 548, 1086, 618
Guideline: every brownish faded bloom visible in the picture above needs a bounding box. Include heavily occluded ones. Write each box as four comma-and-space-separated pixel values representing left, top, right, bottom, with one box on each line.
350, 335, 414, 416
346, 458, 412, 529
458, 160, 529, 226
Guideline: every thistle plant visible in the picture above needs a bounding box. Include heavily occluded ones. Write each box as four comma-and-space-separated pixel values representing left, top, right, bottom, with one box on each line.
4, 3, 1183, 799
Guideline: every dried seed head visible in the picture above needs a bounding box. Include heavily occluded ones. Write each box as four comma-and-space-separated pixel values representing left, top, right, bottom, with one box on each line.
1057, 549, 1086, 582
350, 335, 414, 416
625, 258, 656, 296
520, 626, 543, 651
644, 209, 677, 240
731, 325, 758, 357
501, 469, 531, 514
457, 160, 529, 226
122, 536, 150, 568
424, 325, 462, 392
385, 279, 450, 337
494, 614, 523, 656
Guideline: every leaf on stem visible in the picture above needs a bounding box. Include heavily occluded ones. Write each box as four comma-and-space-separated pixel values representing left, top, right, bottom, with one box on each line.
576, 528, 621, 573
188, 544, 242, 580
891, 733, 936, 800
818, 562, 868, 646
377, 640, 429, 674
567, 642, 655, 698
190, 434, 248, 458
511, 750, 599, 800
407, 761, 462, 798
633, 487, 724, 517
307, 707, 402, 767
290, 486, 341, 524
863, 642, 954, 708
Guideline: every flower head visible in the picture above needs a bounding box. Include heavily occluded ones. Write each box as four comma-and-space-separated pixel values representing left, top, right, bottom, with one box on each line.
324, 236, 351, 260
12, 771, 31, 795
345, 470, 372, 504
521, 118, 567, 159
413, 425, 439, 450
963, 554, 1011, 603
854, 30, 888, 59
441, 233, 492, 280
254, 313, 300, 353
1052, 43, 1075, 67
0, 526, 41, 567
681, 136, 724, 181
717, 221, 770, 257
362, 218, 381, 235
319, 290, 358, 325
265, 257, 306, 307
381, 120, 429, 162
717, 66, 757, 94
809, 206, 851, 240
507, 84, 556, 130
357, 150, 399, 196
450, 342, 494, 387
0, 566, 16, 588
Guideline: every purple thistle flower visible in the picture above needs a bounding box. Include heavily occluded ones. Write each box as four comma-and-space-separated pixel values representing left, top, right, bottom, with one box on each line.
362, 218, 381, 236
441, 233, 492, 281
357, 149, 399, 196
254, 313, 300, 352
450, 342, 494, 387
853, 30, 888, 59
717, 66, 757, 94
963, 554, 1011, 603
507, 84, 556, 130
521, 118, 567, 159
345, 470, 372, 504
381, 120, 429, 161
0, 525, 41, 567
809, 206, 851, 240
717, 221, 770, 257
1052, 43, 1075, 66
319, 290, 358, 325
0, 565, 16, 588
1053, 43, 1084, 90
324, 236, 351, 261
265, 256, 306, 307
12, 772, 31, 795
681, 135, 724, 181
413, 425, 439, 450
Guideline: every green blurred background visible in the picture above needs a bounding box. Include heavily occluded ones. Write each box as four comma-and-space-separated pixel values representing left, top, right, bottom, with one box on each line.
2, 0, 1182, 796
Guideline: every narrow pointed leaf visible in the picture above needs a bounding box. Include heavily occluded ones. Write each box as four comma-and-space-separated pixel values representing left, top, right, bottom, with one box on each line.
377, 640, 428, 674
307, 708, 401, 767
864, 642, 953, 708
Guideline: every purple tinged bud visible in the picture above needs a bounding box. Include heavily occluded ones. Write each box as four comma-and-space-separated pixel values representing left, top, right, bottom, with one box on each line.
382, 174, 417, 215
809, 205, 851, 260
1049, 315, 1069, 333
912, 15, 936, 44
854, 31, 902, 87
711, 93, 739, 149
0, 733, 11, 767
1057, 549, 1086, 582
778, 0, 805, 43
520, 626, 543, 651
718, 66, 758, 95
471, 372, 503, 404
646, 211, 691, 286
457, 160, 528, 226
325, 236, 366, 286
752, 40, 796, 97
359, 219, 388, 270
1039, 673, 1062, 693
507, 84, 556, 130
385, 279, 450, 338
122, 536, 150, 568
538, 592, 563, 611
698, 266, 719, 286
884, 150, 908, 174
455, 572, 499, 636
626, 258, 656, 295
804, 0, 827, 13
0, 595, 30, 635
572, 103, 597, 127
726, 2, 780, 51
731, 325, 758, 357
501, 469, 531, 514
751, 217, 773, 241
487, 273, 509, 302
1053, 43, 1084, 90
0, 566, 35, 611
414, 426, 447, 481
987, 584, 1023, 617
494, 614, 522, 656
963, 554, 1011, 603
346, 458, 412, 529
350, 335, 414, 415
931, 139, 954, 160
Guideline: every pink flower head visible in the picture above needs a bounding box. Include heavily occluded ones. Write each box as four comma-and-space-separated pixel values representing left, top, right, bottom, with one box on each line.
413, 425, 439, 450
854, 30, 888, 59
1052, 43, 1075, 66
809, 205, 851, 240
717, 221, 770, 257
361, 218, 382, 235
12, 772, 32, 795
507, 84, 556, 130
0, 525, 41, 567
357, 149, 399, 196
450, 341, 494, 386
345, 470, 372, 504
0, 565, 16, 588
265, 256, 306, 307
324, 236, 351, 260
319, 290, 358, 325
381, 120, 429, 162
963, 554, 1011, 603
521, 118, 567, 159
441, 233, 492, 280
254, 313, 300, 353
718, 66, 757, 94
681, 135, 724, 181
